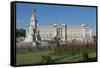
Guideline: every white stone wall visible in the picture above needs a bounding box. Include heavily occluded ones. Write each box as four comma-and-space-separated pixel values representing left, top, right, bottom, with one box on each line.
38, 25, 56, 40
66, 25, 84, 42
37, 24, 93, 43
83, 26, 93, 43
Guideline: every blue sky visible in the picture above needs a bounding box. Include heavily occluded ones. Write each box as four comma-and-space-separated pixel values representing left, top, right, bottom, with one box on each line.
16, 3, 96, 35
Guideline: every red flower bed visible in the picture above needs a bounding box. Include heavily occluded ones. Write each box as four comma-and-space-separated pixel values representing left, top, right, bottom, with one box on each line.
54, 43, 96, 55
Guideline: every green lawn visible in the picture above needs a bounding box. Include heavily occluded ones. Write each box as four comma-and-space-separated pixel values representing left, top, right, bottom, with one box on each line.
53, 52, 96, 63
16, 51, 53, 65
16, 51, 96, 65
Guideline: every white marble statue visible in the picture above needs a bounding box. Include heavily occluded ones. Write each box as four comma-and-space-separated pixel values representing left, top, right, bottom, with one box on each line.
24, 9, 41, 47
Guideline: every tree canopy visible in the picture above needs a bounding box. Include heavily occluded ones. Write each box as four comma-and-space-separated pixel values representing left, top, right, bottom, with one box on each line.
16, 28, 26, 37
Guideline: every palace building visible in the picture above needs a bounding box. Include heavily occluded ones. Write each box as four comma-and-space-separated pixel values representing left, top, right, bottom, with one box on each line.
25, 9, 93, 43
37, 24, 93, 43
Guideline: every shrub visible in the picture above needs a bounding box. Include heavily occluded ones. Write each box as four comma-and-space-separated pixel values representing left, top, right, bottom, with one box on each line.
41, 55, 52, 64
81, 51, 88, 61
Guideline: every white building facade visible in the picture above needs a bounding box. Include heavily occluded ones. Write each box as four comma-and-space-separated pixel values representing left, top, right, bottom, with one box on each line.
37, 24, 93, 43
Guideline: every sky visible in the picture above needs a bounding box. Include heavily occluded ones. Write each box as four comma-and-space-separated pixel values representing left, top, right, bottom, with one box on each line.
16, 3, 97, 35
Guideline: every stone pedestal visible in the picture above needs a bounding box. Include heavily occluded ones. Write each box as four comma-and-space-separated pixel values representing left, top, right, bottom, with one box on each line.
32, 41, 36, 47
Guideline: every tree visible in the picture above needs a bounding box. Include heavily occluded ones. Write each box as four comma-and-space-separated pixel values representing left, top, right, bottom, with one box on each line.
16, 28, 26, 37
93, 35, 96, 42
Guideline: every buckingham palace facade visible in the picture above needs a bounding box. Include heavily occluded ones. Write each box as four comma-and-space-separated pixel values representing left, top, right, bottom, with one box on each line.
37, 24, 93, 43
